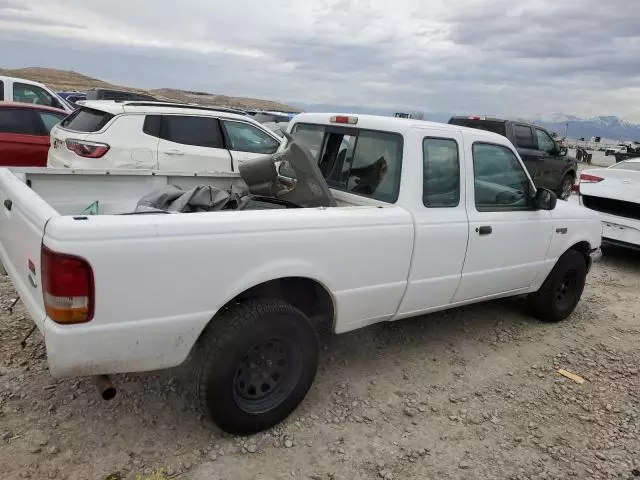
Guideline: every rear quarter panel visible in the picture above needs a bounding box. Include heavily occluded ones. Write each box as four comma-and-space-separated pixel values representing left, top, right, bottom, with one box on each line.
42, 205, 414, 375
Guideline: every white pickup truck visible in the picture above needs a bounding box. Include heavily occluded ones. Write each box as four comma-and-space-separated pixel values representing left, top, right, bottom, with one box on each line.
0, 113, 602, 434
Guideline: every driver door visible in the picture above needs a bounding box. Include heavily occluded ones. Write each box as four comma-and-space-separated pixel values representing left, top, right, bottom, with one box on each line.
454, 142, 553, 302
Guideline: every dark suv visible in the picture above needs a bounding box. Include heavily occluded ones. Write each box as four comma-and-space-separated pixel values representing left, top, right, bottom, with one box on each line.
448, 116, 577, 199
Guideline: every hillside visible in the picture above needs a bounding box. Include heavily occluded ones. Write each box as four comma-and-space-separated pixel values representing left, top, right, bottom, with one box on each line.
0, 67, 300, 112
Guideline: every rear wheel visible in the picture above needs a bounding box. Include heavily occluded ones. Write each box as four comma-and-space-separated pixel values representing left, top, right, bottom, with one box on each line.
195, 299, 319, 434
527, 249, 587, 322
558, 174, 574, 200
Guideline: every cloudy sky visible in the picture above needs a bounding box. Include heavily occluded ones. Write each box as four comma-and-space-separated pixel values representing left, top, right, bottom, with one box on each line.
1, 0, 639, 121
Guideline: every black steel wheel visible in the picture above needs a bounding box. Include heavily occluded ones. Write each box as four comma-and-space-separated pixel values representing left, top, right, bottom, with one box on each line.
195, 299, 319, 434
232, 338, 303, 414
527, 249, 587, 322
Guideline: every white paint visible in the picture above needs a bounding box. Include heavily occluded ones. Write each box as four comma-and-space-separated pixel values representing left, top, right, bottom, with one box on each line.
0, 114, 603, 377
579, 160, 640, 248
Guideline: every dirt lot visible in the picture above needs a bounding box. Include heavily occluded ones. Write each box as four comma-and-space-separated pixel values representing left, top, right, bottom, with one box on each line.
1, 245, 639, 480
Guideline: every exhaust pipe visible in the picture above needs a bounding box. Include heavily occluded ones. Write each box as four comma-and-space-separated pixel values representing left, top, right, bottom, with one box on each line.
93, 375, 116, 401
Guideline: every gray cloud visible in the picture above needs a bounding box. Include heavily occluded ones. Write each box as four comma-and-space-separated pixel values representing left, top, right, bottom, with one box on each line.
1, 0, 639, 121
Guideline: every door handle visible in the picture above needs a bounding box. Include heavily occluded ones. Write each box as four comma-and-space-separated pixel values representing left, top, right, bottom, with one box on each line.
164, 150, 185, 156
476, 225, 492, 235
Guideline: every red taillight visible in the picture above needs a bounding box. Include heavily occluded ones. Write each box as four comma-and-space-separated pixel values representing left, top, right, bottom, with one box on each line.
579, 173, 604, 183
41, 245, 94, 324
65, 139, 110, 158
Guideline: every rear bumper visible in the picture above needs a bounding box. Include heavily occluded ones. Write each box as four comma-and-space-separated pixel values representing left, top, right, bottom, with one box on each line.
600, 214, 640, 249
42, 311, 212, 377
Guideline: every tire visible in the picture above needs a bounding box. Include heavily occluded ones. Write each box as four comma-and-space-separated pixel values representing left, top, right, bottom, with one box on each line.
195, 298, 319, 435
527, 249, 587, 322
558, 174, 574, 200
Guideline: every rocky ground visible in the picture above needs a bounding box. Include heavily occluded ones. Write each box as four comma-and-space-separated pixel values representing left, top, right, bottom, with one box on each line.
1, 245, 639, 480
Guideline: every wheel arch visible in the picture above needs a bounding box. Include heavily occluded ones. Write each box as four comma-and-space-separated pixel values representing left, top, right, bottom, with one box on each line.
195, 276, 336, 348
567, 240, 592, 269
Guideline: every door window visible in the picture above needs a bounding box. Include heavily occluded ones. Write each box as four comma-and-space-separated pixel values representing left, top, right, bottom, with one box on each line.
13, 83, 61, 109
38, 111, 67, 133
221, 120, 280, 154
513, 124, 535, 149
0, 108, 41, 135
473, 143, 533, 211
0, 80, 4, 101
535, 128, 556, 154
423, 138, 460, 207
160, 115, 224, 148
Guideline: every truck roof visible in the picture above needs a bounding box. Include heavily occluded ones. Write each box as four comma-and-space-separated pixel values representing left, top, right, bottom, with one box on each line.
292, 112, 510, 142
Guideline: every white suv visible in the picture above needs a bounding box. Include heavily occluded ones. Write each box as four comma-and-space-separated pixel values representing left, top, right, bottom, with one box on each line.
48, 101, 285, 172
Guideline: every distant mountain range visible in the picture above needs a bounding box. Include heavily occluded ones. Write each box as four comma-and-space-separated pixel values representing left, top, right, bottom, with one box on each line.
297, 103, 640, 142
525, 115, 640, 142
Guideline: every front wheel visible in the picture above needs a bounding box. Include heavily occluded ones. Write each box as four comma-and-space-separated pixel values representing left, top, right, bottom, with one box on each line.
558, 174, 574, 200
527, 249, 587, 322
195, 299, 319, 434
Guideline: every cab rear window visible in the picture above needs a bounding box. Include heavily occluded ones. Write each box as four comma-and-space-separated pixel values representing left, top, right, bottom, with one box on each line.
60, 107, 114, 132
291, 122, 404, 203
448, 118, 507, 137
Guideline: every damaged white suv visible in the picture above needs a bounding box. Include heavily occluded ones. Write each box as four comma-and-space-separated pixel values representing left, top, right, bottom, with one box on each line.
48, 101, 284, 172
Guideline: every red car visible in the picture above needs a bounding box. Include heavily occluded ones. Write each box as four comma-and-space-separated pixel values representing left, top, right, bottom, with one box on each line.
0, 103, 68, 167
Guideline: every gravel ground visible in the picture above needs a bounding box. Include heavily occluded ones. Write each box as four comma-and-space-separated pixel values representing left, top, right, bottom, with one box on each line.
1, 245, 639, 480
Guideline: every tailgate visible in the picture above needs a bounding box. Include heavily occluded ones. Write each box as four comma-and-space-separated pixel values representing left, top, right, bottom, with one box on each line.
0, 168, 58, 329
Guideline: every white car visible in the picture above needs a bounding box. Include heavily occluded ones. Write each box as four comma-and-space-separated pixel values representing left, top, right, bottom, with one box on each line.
0, 75, 73, 113
577, 158, 640, 249
48, 101, 285, 171
0, 113, 602, 434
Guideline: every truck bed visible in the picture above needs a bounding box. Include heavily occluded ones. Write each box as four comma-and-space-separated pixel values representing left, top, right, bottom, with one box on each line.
0, 167, 410, 376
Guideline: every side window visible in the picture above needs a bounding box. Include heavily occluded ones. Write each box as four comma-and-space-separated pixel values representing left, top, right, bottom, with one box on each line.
0, 108, 41, 135
535, 128, 556, 154
513, 124, 535, 149
346, 130, 403, 203
0, 80, 4, 101
473, 143, 533, 211
13, 83, 59, 109
423, 138, 460, 207
221, 120, 280, 154
37, 111, 66, 133
143, 115, 161, 137
160, 115, 223, 148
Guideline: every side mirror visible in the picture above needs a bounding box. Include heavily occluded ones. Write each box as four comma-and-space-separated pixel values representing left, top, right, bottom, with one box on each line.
534, 188, 557, 210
